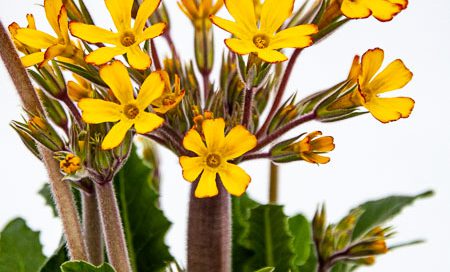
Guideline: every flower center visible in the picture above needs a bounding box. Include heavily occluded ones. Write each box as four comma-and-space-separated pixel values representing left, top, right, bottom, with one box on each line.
123, 104, 139, 119
253, 34, 270, 49
120, 32, 136, 47
206, 153, 221, 168
162, 97, 176, 106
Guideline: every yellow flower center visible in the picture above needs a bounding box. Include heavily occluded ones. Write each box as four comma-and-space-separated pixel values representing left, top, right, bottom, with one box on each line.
120, 32, 136, 47
124, 104, 140, 119
60, 154, 81, 174
253, 34, 270, 49
162, 97, 176, 106
206, 153, 221, 168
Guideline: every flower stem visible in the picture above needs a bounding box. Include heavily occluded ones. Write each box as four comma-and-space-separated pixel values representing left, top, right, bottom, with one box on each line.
61, 93, 84, 128
187, 180, 231, 272
0, 22, 88, 261
269, 162, 279, 204
95, 182, 132, 272
150, 39, 161, 70
242, 87, 255, 128
82, 190, 104, 265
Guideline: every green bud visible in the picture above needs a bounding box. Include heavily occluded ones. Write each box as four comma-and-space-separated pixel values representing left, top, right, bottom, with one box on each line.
10, 122, 41, 160
194, 26, 214, 74
36, 89, 68, 130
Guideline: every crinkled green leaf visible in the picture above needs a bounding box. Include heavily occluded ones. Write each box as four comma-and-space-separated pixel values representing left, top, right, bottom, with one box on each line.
289, 214, 311, 266
297, 245, 317, 272
60, 261, 115, 272
39, 242, 69, 272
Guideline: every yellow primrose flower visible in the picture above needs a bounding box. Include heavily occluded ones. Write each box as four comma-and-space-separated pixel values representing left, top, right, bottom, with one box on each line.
151, 71, 185, 114
179, 118, 257, 198
8, 14, 39, 55
341, 0, 408, 22
292, 131, 335, 164
59, 153, 82, 174
210, 0, 318, 63
178, 0, 223, 30
67, 74, 94, 102
69, 0, 166, 70
331, 48, 414, 123
12, 0, 83, 67
78, 61, 165, 150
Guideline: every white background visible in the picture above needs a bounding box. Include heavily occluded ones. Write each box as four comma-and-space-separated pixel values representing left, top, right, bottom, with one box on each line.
1, 0, 449, 271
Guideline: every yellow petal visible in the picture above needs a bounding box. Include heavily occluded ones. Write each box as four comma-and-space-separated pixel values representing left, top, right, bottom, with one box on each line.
310, 136, 335, 152
348, 55, 361, 82
137, 23, 166, 43
105, 0, 133, 31
223, 0, 257, 33
26, 14, 36, 29
134, 0, 161, 33
195, 169, 218, 198
99, 61, 134, 104
42, 44, 66, 66
257, 49, 287, 63
78, 98, 122, 124
359, 48, 384, 86
183, 129, 208, 156
222, 125, 256, 160
85, 46, 126, 65
179, 156, 204, 182
260, 0, 293, 34
134, 112, 164, 134
15, 28, 56, 49
210, 15, 251, 40
224, 38, 256, 55
390, 0, 408, 9
57, 7, 69, 43
369, 59, 413, 94
137, 71, 164, 109
368, 0, 402, 21
44, 0, 63, 34
21, 52, 45, 67
364, 97, 415, 123
269, 24, 317, 49
218, 163, 250, 196
101, 119, 133, 150
69, 22, 119, 44
301, 152, 331, 164
202, 118, 225, 151
341, 0, 371, 19
126, 45, 151, 70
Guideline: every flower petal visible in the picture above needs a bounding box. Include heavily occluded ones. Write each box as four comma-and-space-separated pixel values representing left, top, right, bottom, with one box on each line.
85, 46, 126, 65
341, 0, 371, 19
126, 45, 151, 70
223, 0, 257, 33
260, 0, 294, 34
222, 125, 256, 160
183, 129, 208, 156
368, 0, 402, 21
219, 163, 250, 196
257, 49, 287, 63
134, 112, 164, 134
78, 98, 122, 124
57, 7, 70, 43
364, 96, 415, 123
137, 23, 166, 43
136, 71, 165, 109
42, 44, 66, 66
179, 156, 204, 182
99, 61, 134, 104
101, 119, 133, 150
105, 0, 133, 31
134, 0, 161, 33
203, 118, 225, 151
369, 59, 413, 94
310, 136, 335, 152
210, 15, 251, 40
195, 169, 218, 198
15, 28, 56, 49
359, 48, 384, 86
269, 24, 318, 49
224, 38, 255, 55
301, 152, 331, 164
44, 0, 63, 34
69, 22, 119, 44
21, 52, 45, 67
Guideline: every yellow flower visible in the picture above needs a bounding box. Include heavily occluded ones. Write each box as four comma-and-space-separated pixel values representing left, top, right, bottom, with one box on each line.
12, 0, 83, 67
331, 48, 414, 123
67, 74, 94, 102
78, 61, 165, 150
210, 0, 318, 63
151, 71, 185, 114
69, 0, 166, 70
341, 0, 408, 21
292, 131, 335, 164
178, 0, 223, 30
59, 153, 82, 174
8, 14, 39, 55
179, 118, 257, 198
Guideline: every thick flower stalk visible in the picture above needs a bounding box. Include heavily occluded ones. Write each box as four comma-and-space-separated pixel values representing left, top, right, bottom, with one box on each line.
211, 0, 318, 62
69, 0, 165, 69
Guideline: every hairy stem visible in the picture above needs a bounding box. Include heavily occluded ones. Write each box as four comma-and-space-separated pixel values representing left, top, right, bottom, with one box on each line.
242, 87, 255, 128
188, 180, 231, 272
82, 190, 104, 265
61, 93, 84, 128
269, 162, 279, 204
150, 39, 161, 70
96, 182, 132, 272
0, 21, 88, 260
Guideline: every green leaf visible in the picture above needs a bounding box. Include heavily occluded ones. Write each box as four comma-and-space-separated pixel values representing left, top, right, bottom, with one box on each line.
115, 146, 173, 271
352, 190, 433, 240
39, 242, 69, 272
0, 218, 46, 272
254, 267, 275, 272
297, 245, 317, 272
60, 261, 115, 272
247, 205, 295, 272
289, 214, 311, 266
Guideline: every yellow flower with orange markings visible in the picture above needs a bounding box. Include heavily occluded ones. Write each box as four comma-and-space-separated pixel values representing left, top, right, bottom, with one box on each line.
151, 71, 185, 114
178, 0, 223, 30
179, 118, 257, 198
69, 0, 166, 70
210, 0, 318, 63
78, 61, 165, 150
292, 131, 335, 164
67, 74, 94, 102
11, 0, 83, 67
59, 153, 82, 174
330, 48, 414, 123
341, 0, 408, 22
